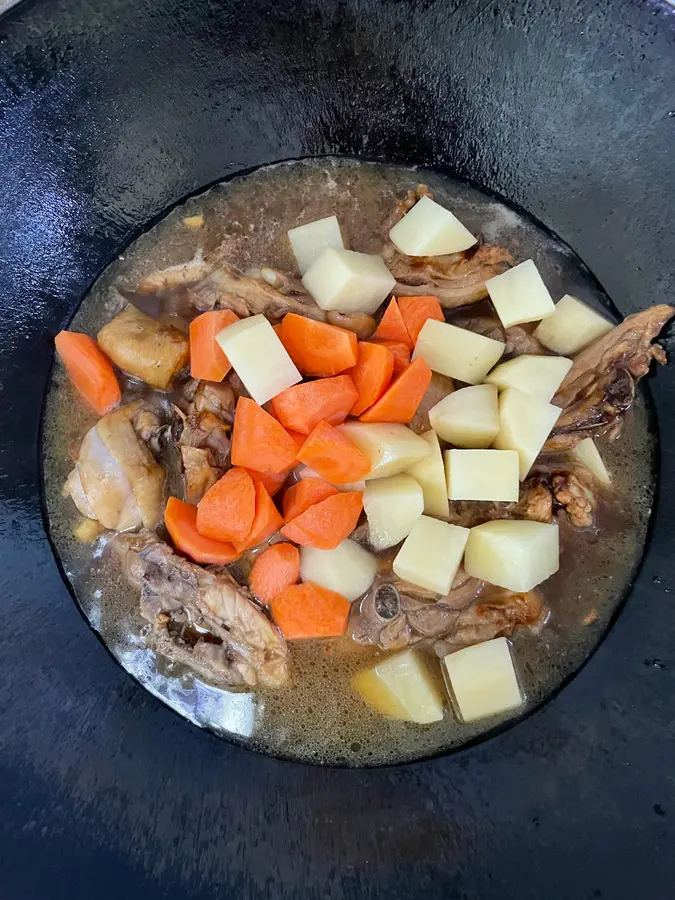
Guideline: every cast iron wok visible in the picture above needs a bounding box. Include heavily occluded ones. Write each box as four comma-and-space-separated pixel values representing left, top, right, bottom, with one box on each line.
1, 0, 674, 898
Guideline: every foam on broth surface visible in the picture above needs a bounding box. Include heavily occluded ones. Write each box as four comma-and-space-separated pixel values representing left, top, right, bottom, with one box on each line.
42, 159, 656, 765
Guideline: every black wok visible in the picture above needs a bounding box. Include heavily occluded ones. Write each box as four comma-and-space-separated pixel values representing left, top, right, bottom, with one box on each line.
1, 0, 674, 897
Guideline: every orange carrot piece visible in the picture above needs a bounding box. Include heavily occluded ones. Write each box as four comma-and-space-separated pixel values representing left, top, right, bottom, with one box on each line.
248, 468, 291, 497
273, 324, 283, 338
374, 340, 411, 375
249, 543, 300, 605
270, 582, 351, 639
231, 397, 299, 475
278, 313, 358, 377
280, 491, 363, 549
350, 342, 394, 415
54, 330, 121, 416
196, 467, 256, 543
373, 298, 413, 350
165, 497, 239, 565
271, 374, 358, 435
233, 481, 284, 552
297, 421, 371, 485
398, 295, 444, 344
189, 310, 239, 381
287, 429, 307, 452
282, 478, 339, 522
359, 358, 432, 424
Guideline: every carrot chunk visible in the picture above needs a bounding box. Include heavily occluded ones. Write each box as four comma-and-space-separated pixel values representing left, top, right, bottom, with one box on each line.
297, 421, 371, 484
271, 374, 358, 435
233, 480, 284, 552
249, 543, 300, 605
196, 467, 256, 543
270, 583, 351, 639
350, 342, 394, 415
231, 397, 299, 475
247, 468, 291, 497
398, 295, 444, 344
282, 478, 339, 522
359, 358, 432, 424
373, 340, 410, 375
279, 313, 358, 377
54, 330, 121, 416
189, 310, 239, 381
165, 497, 239, 565
373, 298, 413, 349
280, 492, 363, 549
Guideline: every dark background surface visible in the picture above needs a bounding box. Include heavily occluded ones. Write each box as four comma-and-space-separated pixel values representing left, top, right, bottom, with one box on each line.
1, 0, 675, 897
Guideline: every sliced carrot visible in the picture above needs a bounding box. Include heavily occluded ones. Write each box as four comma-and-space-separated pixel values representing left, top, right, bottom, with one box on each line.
359, 358, 432, 424
280, 491, 363, 549
196, 467, 256, 543
297, 421, 371, 485
273, 324, 283, 338
282, 478, 339, 522
279, 313, 358, 377
54, 330, 121, 416
271, 374, 358, 435
287, 429, 307, 452
248, 468, 291, 497
398, 295, 444, 345
373, 298, 413, 350
374, 340, 411, 375
350, 342, 394, 415
233, 480, 284, 552
165, 497, 239, 565
189, 310, 239, 381
249, 543, 300, 605
231, 397, 299, 475
269, 582, 351, 639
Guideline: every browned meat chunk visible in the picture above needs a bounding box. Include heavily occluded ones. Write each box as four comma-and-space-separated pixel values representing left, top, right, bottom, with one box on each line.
410, 372, 455, 433
325, 310, 377, 340
135, 253, 213, 294
445, 478, 553, 529
97, 305, 189, 389
181, 446, 220, 503
117, 534, 288, 688
547, 304, 674, 450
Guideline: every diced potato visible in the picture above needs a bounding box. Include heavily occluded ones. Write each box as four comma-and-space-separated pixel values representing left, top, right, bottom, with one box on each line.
570, 438, 611, 485
301, 248, 396, 315
215, 314, 301, 406
299, 540, 377, 603
429, 384, 499, 448
406, 430, 449, 518
363, 474, 424, 551
337, 422, 431, 480
182, 215, 204, 229
485, 259, 556, 328
388, 195, 476, 257
485, 354, 573, 402
287, 215, 344, 275
352, 648, 444, 724
393, 516, 470, 595
413, 319, 504, 384
444, 637, 523, 723
444, 449, 519, 502
463, 519, 559, 592
533, 294, 614, 356
492, 388, 562, 480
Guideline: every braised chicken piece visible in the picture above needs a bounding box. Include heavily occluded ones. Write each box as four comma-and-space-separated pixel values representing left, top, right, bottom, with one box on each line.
135, 252, 214, 295
445, 477, 554, 529
97, 305, 189, 390
409, 372, 455, 434
118, 534, 288, 688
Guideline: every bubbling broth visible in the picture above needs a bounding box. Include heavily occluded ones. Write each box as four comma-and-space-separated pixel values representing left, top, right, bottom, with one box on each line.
42, 159, 657, 765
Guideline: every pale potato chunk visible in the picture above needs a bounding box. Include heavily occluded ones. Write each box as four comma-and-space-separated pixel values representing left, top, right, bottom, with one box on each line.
363, 474, 424, 551
388, 195, 477, 257
492, 388, 562, 480
337, 422, 431, 480
485, 354, 573, 402
429, 384, 499, 448
485, 259, 556, 328
444, 637, 523, 723
464, 520, 559, 592
533, 294, 614, 355
215, 314, 301, 405
299, 540, 377, 603
352, 649, 444, 724
301, 248, 395, 315
287, 215, 344, 274
444, 449, 519, 502
413, 319, 504, 384
406, 430, 449, 518
393, 515, 470, 595
570, 438, 611, 485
